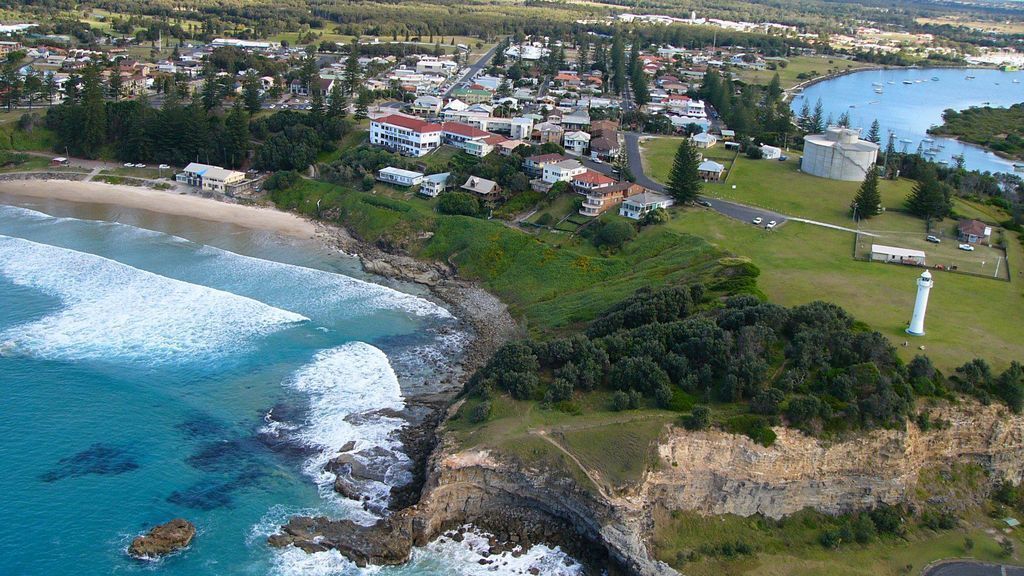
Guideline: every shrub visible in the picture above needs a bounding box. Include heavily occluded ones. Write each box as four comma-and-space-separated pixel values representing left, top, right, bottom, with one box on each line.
437, 191, 480, 216
592, 219, 636, 250
361, 173, 376, 191
468, 401, 492, 423
611, 390, 631, 411
684, 406, 711, 430
536, 212, 556, 226
264, 171, 301, 191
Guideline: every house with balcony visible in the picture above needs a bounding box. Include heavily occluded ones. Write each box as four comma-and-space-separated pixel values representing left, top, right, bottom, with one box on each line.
542, 159, 587, 185
377, 167, 425, 187
579, 182, 646, 216
523, 153, 567, 177
571, 169, 615, 194
619, 191, 675, 220
369, 114, 443, 157
419, 172, 451, 197
563, 131, 591, 154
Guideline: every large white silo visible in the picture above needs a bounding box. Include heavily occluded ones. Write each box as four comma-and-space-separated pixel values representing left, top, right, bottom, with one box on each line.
801, 127, 880, 181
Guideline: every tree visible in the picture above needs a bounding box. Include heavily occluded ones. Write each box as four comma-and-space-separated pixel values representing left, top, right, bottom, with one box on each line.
354, 88, 370, 119
593, 219, 636, 250
437, 191, 479, 215
810, 98, 824, 133
685, 406, 711, 430
242, 70, 262, 114
798, 99, 811, 131
766, 73, 783, 103
79, 66, 107, 158
108, 70, 123, 101
852, 168, 881, 220
905, 167, 951, 222
666, 138, 702, 203
867, 119, 881, 144
327, 80, 347, 119
344, 38, 361, 96
222, 103, 249, 169
837, 110, 851, 128
631, 69, 650, 106
610, 31, 626, 95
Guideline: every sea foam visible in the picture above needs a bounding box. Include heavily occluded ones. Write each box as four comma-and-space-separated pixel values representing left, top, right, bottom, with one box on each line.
0, 234, 309, 361
282, 342, 410, 519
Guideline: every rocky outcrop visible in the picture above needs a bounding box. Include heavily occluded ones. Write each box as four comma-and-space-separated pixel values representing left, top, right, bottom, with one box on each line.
128, 518, 195, 559
646, 402, 1024, 520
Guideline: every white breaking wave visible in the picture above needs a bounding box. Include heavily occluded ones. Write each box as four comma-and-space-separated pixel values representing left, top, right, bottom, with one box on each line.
283, 342, 410, 520
0, 234, 309, 361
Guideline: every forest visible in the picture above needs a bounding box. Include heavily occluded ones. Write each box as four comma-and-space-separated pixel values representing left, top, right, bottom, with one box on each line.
465, 287, 1024, 444
930, 104, 1024, 161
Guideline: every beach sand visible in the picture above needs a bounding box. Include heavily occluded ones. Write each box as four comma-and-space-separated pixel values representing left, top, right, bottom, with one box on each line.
0, 179, 318, 238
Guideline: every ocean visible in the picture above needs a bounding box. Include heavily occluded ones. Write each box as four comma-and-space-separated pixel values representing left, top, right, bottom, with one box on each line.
0, 194, 581, 576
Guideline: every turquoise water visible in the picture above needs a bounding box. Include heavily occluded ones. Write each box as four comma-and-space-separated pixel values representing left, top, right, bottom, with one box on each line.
793, 67, 1024, 174
0, 196, 580, 576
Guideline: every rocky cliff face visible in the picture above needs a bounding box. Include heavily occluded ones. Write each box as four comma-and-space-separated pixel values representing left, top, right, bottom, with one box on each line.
645, 402, 1024, 520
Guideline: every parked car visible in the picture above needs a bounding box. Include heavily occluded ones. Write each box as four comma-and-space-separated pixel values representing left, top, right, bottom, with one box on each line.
697, 199, 712, 207
752, 217, 763, 225
765, 220, 778, 230
158, 164, 170, 170
123, 162, 134, 167
926, 235, 941, 243
958, 243, 975, 251
136, 164, 147, 168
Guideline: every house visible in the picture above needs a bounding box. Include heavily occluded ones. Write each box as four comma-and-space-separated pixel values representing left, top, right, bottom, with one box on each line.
449, 87, 491, 104
289, 79, 307, 95
523, 153, 566, 177
410, 95, 442, 116
496, 139, 527, 156
871, 244, 926, 266
691, 132, 718, 149
571, 169, 615, 193
698, 160, 726, 181
442, 122, 497, 157
377, 167, 425, 187
589, 135, 620, 161
369, 114, 443, 157
619, 191, 675, 220
415, 57, 458, 75
176, 162, 249, 195
590, 119, 619, 137
510, 117, 534, 140
534, 122, 564, 144
760, 145, 782, 160
561, 109, 591, 131
542, 159, 587, 184
563, 130, 591, 154
419, 172, 451, 197
0, 41, 22, 57
579, 182, 645, 216
719, 129, 736, 141
958, 219, 991, 244
461, 176, 500, 198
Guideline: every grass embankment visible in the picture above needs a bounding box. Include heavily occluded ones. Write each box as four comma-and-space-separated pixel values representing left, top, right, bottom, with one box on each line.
641, 138, 1024, 372
738, 56, 875, 88
273, 178, 727, 331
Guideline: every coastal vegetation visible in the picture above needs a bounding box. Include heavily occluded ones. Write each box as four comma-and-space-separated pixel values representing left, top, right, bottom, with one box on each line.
930, 103, 1024, 160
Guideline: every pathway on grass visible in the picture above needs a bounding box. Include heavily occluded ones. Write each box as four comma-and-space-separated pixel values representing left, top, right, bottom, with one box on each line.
530, 429, 614, 502
788, 217, 879, 236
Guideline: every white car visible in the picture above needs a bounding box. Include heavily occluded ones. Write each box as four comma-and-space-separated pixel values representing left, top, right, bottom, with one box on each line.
123, 162, 134, 167
765, 220, 778, 230
136, 164, 147, 168
159, 164, 170, 170
958, 243, 975, 251
752, 217, 763, 225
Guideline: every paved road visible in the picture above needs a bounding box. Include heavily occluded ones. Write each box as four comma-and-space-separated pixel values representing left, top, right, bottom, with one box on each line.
924, 561, 1024, 576
621, 131, 788, 226
442, 44, 499, 99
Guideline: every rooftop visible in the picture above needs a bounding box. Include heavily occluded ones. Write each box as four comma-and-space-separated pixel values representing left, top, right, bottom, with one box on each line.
374, 114, 442, 133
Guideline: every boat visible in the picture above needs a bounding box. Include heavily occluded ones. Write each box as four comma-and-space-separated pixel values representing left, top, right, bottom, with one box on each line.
931, 77, 939, 81
922, 138, 934, 144
887, 81, 895, 85
874, 88, 883, 94
869, 100, 880, 104
872, 82, 883, 87
902, 80, 913, 85
900, 138, 913, 144
966, 75, 976, 80
1014, 80, 1021, 84
849, 104, 856, 108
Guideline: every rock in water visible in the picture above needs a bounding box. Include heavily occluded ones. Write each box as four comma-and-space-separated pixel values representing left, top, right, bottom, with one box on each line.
128, 518, 196, 558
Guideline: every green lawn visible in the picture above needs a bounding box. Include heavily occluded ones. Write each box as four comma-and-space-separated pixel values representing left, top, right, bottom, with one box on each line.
641, 137, 737, 186
737, 55, 875, 88
662, 208, 1024, 372
0, 126, 57, 152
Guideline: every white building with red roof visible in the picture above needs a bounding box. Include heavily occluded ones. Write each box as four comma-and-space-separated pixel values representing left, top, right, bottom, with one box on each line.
370, 114, 443, 157
571, 169, 615, 193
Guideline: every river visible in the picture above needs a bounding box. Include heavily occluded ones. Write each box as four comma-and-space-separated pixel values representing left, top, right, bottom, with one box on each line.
791, 67, 1024, 175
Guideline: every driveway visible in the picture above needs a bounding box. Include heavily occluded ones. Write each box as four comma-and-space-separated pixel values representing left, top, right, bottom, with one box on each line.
923, 561, 1024, 576
622, 132, 787, 226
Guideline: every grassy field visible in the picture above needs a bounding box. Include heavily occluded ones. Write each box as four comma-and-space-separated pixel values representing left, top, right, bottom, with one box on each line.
916, 16, 1024, 34
641, 137, 739, 186
738, 56, 875, 88
652, 508, 1020, 576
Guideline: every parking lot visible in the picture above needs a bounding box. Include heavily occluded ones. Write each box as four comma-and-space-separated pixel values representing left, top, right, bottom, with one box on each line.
857, 217, 1009, 280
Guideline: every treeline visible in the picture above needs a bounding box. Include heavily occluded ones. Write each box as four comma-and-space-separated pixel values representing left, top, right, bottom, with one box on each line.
930, 104, 1024, 160
467, 285, 1024, 441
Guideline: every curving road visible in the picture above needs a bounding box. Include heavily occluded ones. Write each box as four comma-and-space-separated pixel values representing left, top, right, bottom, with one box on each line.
442, 44, 499, 99
923, 561, 1024, 576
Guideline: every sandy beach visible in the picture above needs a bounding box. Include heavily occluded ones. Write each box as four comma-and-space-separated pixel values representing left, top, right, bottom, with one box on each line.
0, 178, 319, 238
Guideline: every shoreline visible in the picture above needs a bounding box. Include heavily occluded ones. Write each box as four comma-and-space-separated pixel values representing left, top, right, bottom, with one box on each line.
785, 63, 998, 99
0, 177, 321, 239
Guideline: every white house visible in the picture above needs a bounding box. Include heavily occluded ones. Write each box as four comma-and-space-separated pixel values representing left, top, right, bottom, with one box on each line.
378, 167, 425, 187
619, 191, 675, 220
760, 144, 782, 160
176, 163, 248, 194
510, 117, 534, 140
411, 95, 442, 116
691, 132, 718, 149
871, 244, 926, 266
370, 114, 443, 157
542, 159, 587, 184
415, 57, 458, 75
563, 131, 591, 154
698, 160, 726, 181
419, 172, 451, 197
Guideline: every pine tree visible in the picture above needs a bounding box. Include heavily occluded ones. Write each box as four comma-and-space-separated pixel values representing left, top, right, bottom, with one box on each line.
766, 73, 783, 103
631, 68, 650, 106
354, 88, 370, 119
867, 119, 881, 144
798, 100, 811, 131
837, 110, 850, 128
79, 66, 106, 158
344, 38, 361, 96
810, 98, 824, 133
327, 80, 347, 118
309, 83, 325, 125
108, 70, 123, 101
610, 31, 626, 95
200, 64, 220, 111
905, 166, 951, 223
852, 168, 881, 219
666, 138, 702, 204
223, 102, 249, 169
242, 70, 262, 114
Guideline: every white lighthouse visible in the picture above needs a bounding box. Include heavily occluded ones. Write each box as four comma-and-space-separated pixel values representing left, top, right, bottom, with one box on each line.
906, 270, 933, 336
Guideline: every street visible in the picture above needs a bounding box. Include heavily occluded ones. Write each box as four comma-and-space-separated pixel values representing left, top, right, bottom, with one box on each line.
924, 561, 1024, 576
442, 44, 499, 99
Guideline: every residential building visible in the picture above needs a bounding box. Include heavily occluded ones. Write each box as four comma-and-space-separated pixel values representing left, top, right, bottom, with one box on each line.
377, 167, 425, 187
369, 114, 443, 157
619, 191, 675, 220
589, 135, 619, 161
461, 176, 500, 198
571, 169, 615, 193
0, 41, 22, 57
698, 160, 726, 181
496, 139, 527, 156
691, 132, 718, 149
410, 95, 442, 116
176, 162, 249, 195
958, 219, 992, 244
535, 122, 564, 144
562, 109, 591, 131
510, 117, 534, 140
523, 153, 566, 177
871, 244, 926, 266
419, 172, 451, 197
449, 87, 491, 104
579, 182, 645, 216
563, 131, 591, 154
542, 159, 587, 185
415, 57, 458, 75
590, 119, 619, 137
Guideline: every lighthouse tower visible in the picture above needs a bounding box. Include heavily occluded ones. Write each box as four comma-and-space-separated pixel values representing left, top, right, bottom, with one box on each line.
906, 270, 933, 336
